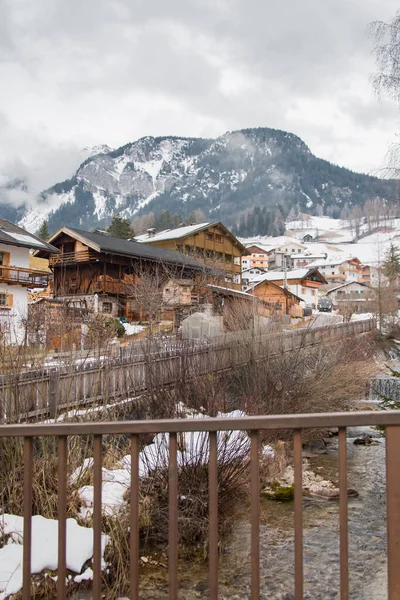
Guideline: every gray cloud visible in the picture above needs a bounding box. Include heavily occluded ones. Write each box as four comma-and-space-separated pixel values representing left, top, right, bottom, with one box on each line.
0, 0, 399, 209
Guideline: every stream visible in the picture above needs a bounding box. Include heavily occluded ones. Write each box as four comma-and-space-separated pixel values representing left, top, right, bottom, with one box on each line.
140, 426, 387, 600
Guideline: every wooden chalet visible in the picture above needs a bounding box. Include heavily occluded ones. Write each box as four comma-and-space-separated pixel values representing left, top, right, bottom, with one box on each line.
35, 227, 211, 321
247, 280, 303, 317
135, 222, 248, 290
251, 268, 327, 309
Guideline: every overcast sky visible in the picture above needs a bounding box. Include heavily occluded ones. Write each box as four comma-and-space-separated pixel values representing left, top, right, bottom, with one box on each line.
1, 0, 399, 196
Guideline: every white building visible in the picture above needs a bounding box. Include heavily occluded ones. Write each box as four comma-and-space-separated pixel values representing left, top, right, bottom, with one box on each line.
306, 257, 364, 284
241, 267, 268, 292
0, 219, 57, 343
288, 252, 327, 270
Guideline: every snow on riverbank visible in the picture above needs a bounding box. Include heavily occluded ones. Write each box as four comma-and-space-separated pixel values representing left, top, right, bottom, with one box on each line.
0, 408, 274, 598
77, 409, 274, 517
0, 515, 109, 599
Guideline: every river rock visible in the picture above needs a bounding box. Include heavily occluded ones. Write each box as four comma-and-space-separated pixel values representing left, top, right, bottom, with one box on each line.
354, 436, 380, 446
303, 439, 328, 454
263, 463, 358, 501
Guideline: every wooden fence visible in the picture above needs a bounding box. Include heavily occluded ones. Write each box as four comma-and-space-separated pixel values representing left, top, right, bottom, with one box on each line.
0, 319, 376, 423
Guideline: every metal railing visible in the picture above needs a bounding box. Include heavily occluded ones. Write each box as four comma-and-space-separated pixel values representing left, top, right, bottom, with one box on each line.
0, 265, 50, 287
1, 410, 400, 599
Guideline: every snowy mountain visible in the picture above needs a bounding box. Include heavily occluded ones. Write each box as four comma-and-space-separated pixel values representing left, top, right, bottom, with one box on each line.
9, 127, 399, 233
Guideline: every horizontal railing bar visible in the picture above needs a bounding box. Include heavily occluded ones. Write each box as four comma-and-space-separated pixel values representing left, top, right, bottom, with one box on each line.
0, 410, 398, 437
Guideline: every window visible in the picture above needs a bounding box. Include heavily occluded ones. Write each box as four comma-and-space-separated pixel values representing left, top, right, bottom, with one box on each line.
301, 287, 307, 294
0, 293, 6, 306
225, 254, 232, 264
102, 302, 112, 314
206, 233, 214, 241
298, 249, 301, 253
215, 234, 222, 243
0, 252, 3, 265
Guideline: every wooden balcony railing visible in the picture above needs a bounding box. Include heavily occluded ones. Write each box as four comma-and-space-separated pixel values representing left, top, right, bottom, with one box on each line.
0, 265, 50, 288
49, 250, 98, 266
2, 409, 400, 599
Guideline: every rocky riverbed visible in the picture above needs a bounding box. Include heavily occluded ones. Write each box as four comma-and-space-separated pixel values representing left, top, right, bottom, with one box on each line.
136, 426, 387, 600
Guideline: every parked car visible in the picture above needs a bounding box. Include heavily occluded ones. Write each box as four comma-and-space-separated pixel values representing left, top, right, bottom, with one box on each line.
318, 297, 332, 312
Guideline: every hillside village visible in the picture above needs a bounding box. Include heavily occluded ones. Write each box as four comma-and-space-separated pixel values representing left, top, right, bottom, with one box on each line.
1, 211, 398, 349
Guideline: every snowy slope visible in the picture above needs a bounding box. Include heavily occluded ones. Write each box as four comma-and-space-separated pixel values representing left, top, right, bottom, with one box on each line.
241, 215, 400, 267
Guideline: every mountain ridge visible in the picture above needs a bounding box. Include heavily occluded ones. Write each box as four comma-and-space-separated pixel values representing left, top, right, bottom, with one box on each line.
5, 127, 398, 233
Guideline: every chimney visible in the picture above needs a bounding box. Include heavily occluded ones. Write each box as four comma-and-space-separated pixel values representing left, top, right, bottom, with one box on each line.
147, 228, 156, 238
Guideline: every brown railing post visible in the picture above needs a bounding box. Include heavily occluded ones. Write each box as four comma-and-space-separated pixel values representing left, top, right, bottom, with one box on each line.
251, 430, 260, 600
294, 429, 303, 600
93, 435, 103, 600
57, 436, 68, 600
130, 434, 140, 600
22, 437, 33, 600
338, 428, 349, 600
209, 431, 218, 599
386, 425, 400, 599
169, 432, 178, 600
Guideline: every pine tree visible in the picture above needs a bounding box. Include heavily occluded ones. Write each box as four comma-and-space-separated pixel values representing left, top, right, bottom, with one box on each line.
37, 220, 49, 241
383, 243, 400, 282
107, 215, 135, 239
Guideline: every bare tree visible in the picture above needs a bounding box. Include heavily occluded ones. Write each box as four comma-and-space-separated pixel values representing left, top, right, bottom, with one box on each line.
349, 204, 363, 239
371, 11, 400, 103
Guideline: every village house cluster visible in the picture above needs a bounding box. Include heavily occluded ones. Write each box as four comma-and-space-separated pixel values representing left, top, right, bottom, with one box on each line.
0, 218, 377, 346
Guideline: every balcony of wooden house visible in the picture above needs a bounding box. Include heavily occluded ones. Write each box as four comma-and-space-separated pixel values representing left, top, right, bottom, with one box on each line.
49, 249, 99, 266
0, 265, 51, 288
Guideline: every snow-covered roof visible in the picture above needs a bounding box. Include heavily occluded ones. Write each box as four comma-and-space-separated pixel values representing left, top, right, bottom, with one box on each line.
0, 219, 58, 253
325, 281, 370, 294
290, 253, 327, 259
242, 236, 306, 250
206, 284, 258, 300
135, 223, 212, 242
306, 256, 360, 268
252, 268, 317, 283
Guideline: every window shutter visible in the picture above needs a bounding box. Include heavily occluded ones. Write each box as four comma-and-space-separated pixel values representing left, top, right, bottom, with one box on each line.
7, 294, 13, 307
2, 252, 10, 266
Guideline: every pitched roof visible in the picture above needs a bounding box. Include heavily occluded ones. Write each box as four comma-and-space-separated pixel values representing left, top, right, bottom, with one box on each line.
251, 268, 327, 284
0, 218, 59, 253
243, 236, 306, 251
247, 279, 303, 302
306, 256, 361, 268
135, 222, 211, 242
325, 281, 370, 294
136, 221, 248, 253
206, 284, 265, 301
37, 226, 209, 270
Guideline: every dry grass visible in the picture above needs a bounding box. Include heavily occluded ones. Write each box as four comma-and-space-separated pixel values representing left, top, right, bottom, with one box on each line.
0, 328, 380, 598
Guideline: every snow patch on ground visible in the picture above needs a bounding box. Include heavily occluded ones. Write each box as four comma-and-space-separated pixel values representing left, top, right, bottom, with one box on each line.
123, 323, 145, 336
0, 515, 108, 599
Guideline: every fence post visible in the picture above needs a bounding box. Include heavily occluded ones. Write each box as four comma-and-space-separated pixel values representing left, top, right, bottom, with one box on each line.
48, 369, 58, 418
386, 425, 400, 599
